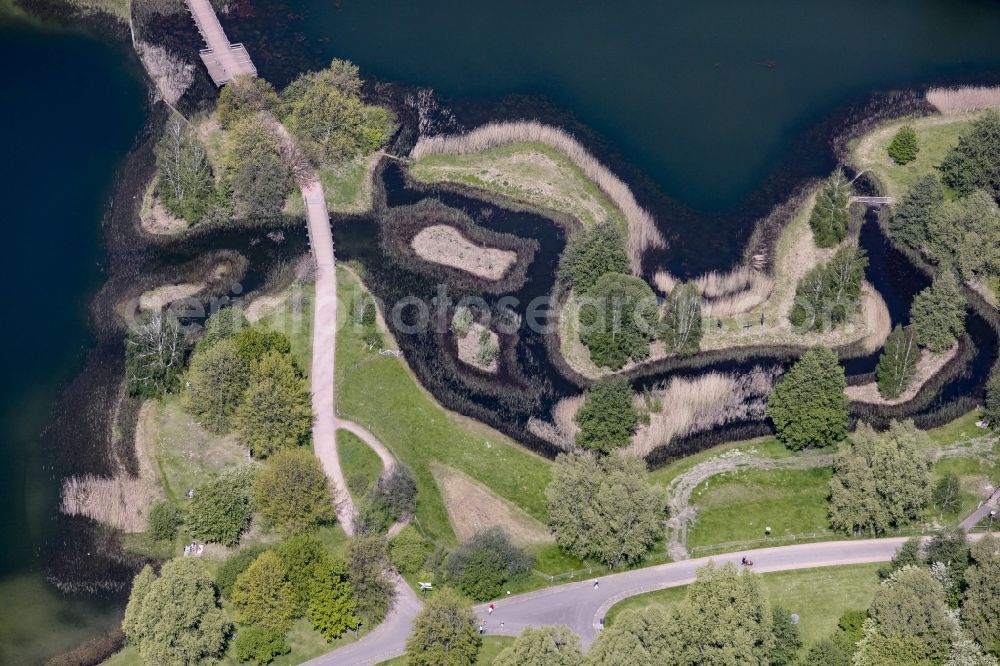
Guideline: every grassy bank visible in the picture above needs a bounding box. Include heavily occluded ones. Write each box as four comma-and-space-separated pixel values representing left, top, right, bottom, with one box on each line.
849, 111, 986, 199
284, 151, 381, 217
336, 266, 552, 545
410, 141, 624, 230
605, 563, 883, 652
338, 428, 384, 496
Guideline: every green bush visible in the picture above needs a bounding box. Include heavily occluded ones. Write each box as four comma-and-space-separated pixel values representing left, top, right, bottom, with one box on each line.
184, 339, 249, 433
443, 527, 532, 601
887, 125, 919, 165
147, 500, 180, 542
355, 464, 417, 534
578, 272, 658, 369
234, 328, 293, 367
217, 75, 280, 129
389, 525, 433, 575
216, 545, 269, 599
233, 626, 289, 665
232, 551, 297, 633
575, 377, 638, 453
767, 347, 848, 450
274, 534, 330, 612
187, 464, 256, 547
199, 307, 250, 350
222, 114, 293, 219
557, 220, 630, 290
809, 169, 852, 248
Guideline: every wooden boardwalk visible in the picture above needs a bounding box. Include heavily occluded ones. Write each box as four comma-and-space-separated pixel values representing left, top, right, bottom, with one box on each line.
185, 0, 256, 86
849, 196, 895, 205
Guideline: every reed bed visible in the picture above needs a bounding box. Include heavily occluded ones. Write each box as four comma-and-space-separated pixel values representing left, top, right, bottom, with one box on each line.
60, 474, 157, 533
628, 367, 778, 458
653, 266, 775, 318
411, 121, 665, 272
926, 86, 1000, 115
528, 395, 584, 452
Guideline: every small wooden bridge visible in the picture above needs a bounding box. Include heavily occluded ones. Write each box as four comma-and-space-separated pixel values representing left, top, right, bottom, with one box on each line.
185, 0, 256, 86
849, 196, 895, 206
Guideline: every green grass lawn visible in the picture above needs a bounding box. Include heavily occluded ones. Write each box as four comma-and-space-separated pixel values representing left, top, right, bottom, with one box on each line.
849, 112, 984, 199
686, 467, 834, 551
149, 398, 248, 504
284, 152, 378, 217
606, 563, 883, 651
257, 283, 314, 377
378, 636, 515, 665
410, 141, 624, 229
338, 428, 384, 497
336, 266, 552, 545
648, 436, 792, 488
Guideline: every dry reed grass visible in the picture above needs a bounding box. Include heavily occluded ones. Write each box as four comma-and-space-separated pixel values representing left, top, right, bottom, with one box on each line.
527, 395, 584, 452
60, 475, 159, 533
927, 86, 1000, 114
860, 283, 892, 353
627, 367, 778, 458
653, 266, 775, 318
411, 121, 665, 272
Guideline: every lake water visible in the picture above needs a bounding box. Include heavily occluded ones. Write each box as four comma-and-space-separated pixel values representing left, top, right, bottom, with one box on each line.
5, 0, 1000, 661
0, 8, 146, 663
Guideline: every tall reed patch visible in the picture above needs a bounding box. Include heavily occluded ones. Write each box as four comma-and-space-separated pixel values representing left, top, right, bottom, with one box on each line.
627, 368, 779, 458
927, 86, 1000, 114
411, 121, 665, 272
654, 266, 775, 318
60, 475, 159, 533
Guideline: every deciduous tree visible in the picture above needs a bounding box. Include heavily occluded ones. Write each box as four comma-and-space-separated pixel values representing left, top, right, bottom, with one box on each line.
405, 588, 481, 666
547, 454, 666, 567
855, 565, 957, 665
155, 119, 215, 223
347, 533, 395, 626
232, 551, 297, 633
829, 421, 932, 535
963, 535, 1000, 657
253, 449, 335, 536
308, 559, 357, 641
767, 347, 848, 449
986, 368, 1000, 432
217, 74, 280, 128
661, 282, 702, 355
223, 114, 293, 219
122, 559, 229, 666
184, 338, 249, 433
495, 625, 583, 666
770, 606, 802, 666
877, 325, 919, 399
125, 312, 190, 398
585, 607, 673, 666
233, 626, 289, 665
668, 562, 774, 666
235, 350, 312, 458
442, 527, 532, 601
187, 464, 256, 546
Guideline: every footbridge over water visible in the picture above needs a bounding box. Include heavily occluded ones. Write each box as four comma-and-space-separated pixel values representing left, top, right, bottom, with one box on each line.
185, 0, 256, 86
849, 196, 895, 206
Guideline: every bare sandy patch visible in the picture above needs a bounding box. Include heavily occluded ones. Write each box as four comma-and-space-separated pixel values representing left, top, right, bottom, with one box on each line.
411, 225, 517, 280
245, 292, 289, 323
138, 282, 205, 311
846, 343, 960, 405
430, 464, 552, 546
456, 322, 499, 373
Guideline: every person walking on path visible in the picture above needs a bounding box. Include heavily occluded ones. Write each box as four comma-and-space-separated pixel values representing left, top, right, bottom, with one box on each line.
488, 603, 494, 615
593, 580, 599, 590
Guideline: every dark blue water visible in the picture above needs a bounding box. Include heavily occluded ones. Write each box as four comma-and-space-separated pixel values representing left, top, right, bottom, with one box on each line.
0, 8, 146, 662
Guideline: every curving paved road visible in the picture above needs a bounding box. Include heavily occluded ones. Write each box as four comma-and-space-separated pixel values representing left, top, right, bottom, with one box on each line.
308, 536, 930, 665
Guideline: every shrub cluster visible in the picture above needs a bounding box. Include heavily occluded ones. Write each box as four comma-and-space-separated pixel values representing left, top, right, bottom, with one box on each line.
574, 377, 639, 453
887, 125, 919, 165
356, 464, 417, 534
441, 527, 532, 601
